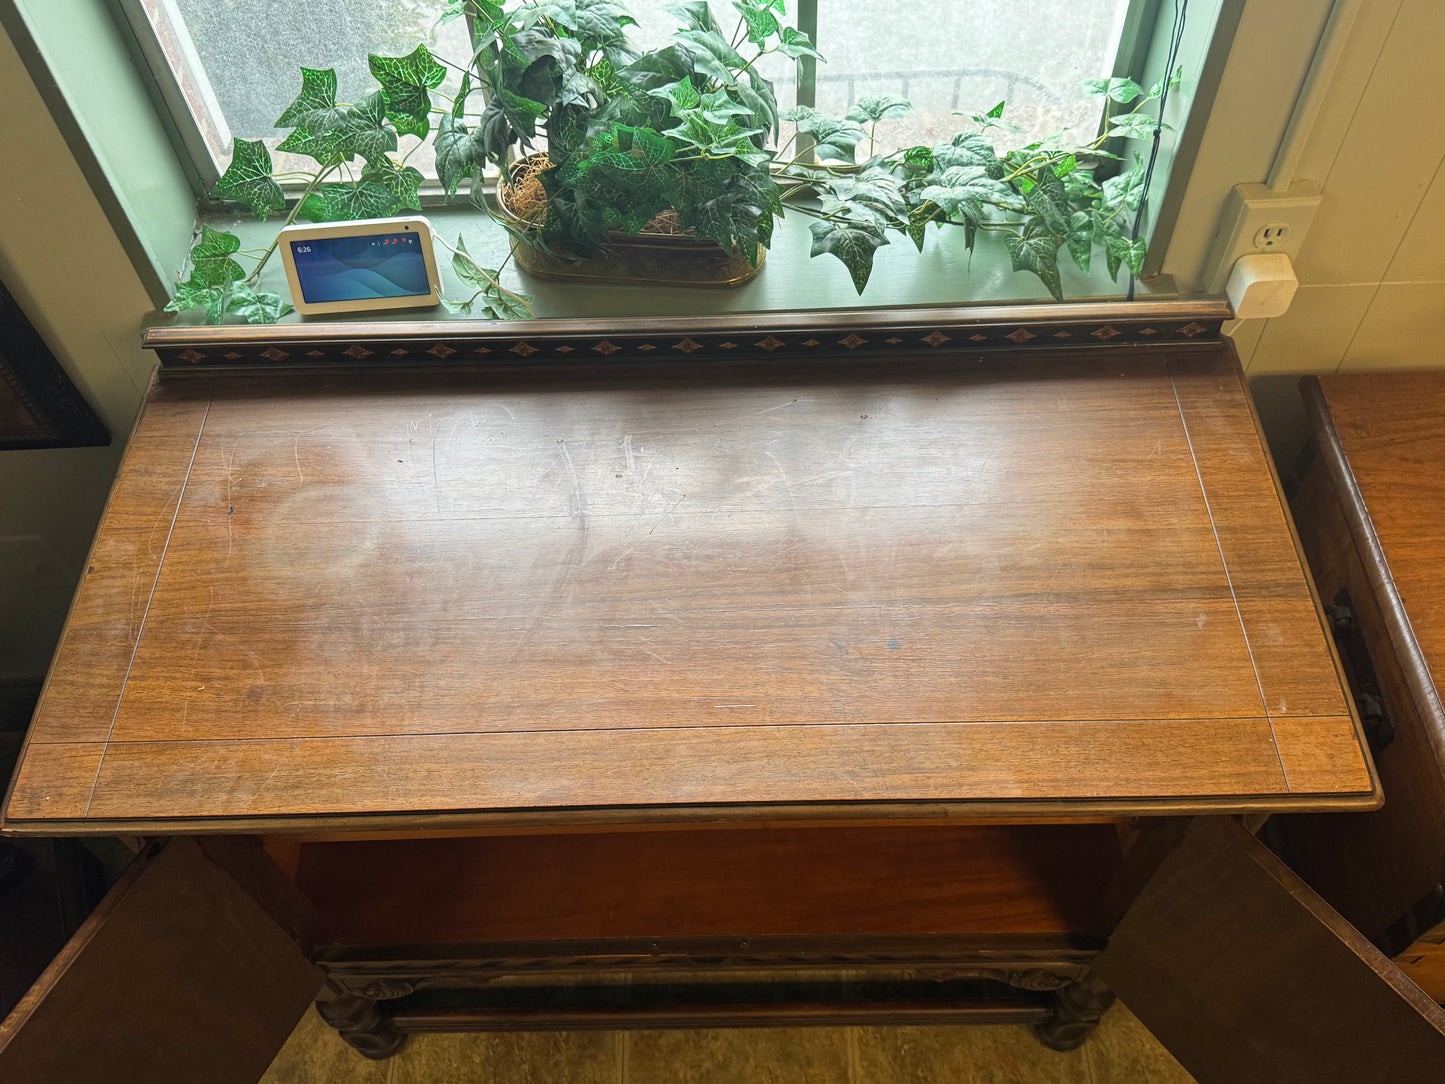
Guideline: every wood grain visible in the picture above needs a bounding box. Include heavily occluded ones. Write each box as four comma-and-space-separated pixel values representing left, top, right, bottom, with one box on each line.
3, 346, 1372, 831
1097, 817, 1445, 1084
298, 825, 1120, 945
0, 838, 319, 1083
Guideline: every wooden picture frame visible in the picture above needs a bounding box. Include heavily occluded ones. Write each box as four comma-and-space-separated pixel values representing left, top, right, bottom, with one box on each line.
0, 275, 108, 450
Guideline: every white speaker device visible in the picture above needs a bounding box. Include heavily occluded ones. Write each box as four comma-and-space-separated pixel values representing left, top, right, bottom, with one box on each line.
278, 216, 443, 316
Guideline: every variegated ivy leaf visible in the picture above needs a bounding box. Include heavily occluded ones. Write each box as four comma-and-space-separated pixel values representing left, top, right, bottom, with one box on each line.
1005, 230, 1063, 301
732, 1, 779, 46
809, 218, 888, 294
675, 29, 745, 84
917, 165, 1014, 222
776, 26, 821, 60
212, 140, 284, 218
336, 91, 399, 164
187, 225, 246, 288
297, 179, 400, 223
435, 114, 488, 196
781, 106, 863, 163
368, 44, 447, 138
665, 0, 724, 34
164, 279, 230, 325
226, 283, 292, 324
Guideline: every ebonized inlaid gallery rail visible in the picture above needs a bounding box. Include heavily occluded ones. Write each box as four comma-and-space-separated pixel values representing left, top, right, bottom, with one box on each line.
141, 300, 1229, 372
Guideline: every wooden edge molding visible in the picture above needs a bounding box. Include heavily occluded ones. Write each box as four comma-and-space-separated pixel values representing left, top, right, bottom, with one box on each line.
141, 300, 1230, 372
1299, 375, 1445, 783
0, 789, 1383, 839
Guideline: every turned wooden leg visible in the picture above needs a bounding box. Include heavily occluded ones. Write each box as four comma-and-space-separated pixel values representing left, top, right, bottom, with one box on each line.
315, 994, 407, 1060
1031, 973, 1116, 1051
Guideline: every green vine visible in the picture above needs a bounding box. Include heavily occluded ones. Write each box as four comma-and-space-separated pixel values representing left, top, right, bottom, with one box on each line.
168, 0, 1180, 324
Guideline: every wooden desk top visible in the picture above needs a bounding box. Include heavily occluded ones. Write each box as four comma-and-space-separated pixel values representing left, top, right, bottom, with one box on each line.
1308, 372, 1445, 778
2, 345, 1376, 833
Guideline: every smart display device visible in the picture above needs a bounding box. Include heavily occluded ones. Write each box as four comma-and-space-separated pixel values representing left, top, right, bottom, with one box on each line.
278, 216, 443, 315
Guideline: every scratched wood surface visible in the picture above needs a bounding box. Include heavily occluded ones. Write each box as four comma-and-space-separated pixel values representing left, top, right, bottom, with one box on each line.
2, 347, 1375, 832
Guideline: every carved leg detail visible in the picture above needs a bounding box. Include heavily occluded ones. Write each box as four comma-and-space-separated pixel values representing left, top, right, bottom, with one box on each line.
1032, 973, 1115, 1052
315, 995, 407, 1060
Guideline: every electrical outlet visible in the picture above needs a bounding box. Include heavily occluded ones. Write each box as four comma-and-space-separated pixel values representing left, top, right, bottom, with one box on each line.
1202, 181, 1321, 296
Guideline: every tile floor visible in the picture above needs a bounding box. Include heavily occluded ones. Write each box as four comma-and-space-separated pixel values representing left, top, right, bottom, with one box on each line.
261, 1003, 1196, 1083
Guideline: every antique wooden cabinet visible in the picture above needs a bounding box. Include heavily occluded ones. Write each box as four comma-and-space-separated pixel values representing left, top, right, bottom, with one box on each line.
1279, 372, 1445, 1001
3, 303, 1444, 1083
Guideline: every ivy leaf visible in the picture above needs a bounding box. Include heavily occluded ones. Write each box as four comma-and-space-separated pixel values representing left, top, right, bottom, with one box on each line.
931, 131, 1004, 178
676, 29, 746, 83
1066, 210, 1093, 273
212, 140, 284, 218
226, 283, 292, 324
362, 159, 424, 211
165, 280, 231, 325
808, 218, 888, 294
1106, 232, 1148, 277
1084, 76, 1144, 103
335, 90, 399, 164
1005, 230, 1063, 301
698, 88, 752, 125
918, 165, 1014, 221
275, 67, 345, 132
648, 76, 701, 119
665, 0, 724, 34
297, 179, 399, 222
1107, 111, 1172, 141
732, 1, 779, 46
368, 44, 447, 138
782, 106, 864, 163
497, 87, 549, 140
736, 71, 779, 140
435, 114, 489, 196
593, 124, 678, 171
187, 225, 245, 288
776, 26, 822, 61
846, 95, 911, 123
452, 235, 500, 293
453, 69, 472, 121
620, 45, 696, 90
1102, 159, 1147, 212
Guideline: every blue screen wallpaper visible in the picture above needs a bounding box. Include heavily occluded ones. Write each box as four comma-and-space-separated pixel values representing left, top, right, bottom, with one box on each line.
290, 233, 431, 303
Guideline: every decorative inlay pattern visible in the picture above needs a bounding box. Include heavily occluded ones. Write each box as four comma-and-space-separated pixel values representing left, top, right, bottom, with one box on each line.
148, 312, 1226, 371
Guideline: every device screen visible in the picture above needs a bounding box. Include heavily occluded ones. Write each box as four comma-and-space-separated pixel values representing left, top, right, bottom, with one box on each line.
289, 232, 430, 304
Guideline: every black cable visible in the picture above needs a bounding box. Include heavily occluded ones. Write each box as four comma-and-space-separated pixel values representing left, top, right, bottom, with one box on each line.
1127, 0, 1189, 301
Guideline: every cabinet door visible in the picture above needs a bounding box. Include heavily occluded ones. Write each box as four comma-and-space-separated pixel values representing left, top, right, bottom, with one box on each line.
1096, 817, 1445, 1084
0, 837, 320, 1083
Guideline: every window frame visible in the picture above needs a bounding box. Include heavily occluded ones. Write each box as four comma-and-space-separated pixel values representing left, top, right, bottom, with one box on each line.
115, 0, 1164, 208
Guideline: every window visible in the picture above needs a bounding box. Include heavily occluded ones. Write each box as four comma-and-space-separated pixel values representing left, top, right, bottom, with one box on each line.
118, 0, 1154, 197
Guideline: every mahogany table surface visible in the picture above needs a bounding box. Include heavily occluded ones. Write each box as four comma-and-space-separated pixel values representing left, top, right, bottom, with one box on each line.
1312, 371, 1445, 779
2, 346, 1377, 834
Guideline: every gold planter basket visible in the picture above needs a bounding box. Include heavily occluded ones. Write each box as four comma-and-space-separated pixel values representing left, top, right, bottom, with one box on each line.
496, 155, 766, 288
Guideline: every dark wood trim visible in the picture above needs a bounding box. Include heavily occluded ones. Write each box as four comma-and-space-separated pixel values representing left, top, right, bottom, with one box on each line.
1300, 376, 1445, 786
387, 1000, 1052, 1032
142, 300, 1229, 372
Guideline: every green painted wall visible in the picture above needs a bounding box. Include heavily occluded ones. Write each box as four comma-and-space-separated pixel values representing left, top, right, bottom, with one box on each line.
0, 20, 160, 681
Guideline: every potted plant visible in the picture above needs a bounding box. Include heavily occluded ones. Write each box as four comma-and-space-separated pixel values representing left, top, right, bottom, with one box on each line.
168, 0, 1177, 324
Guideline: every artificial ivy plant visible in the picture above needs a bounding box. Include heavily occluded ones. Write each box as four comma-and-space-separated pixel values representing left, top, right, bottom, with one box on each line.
168, 0, 1178, 324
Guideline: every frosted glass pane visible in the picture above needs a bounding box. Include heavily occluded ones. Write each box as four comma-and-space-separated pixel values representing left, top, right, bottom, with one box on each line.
813, 0, 1134, 153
